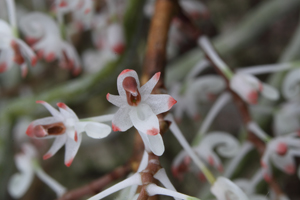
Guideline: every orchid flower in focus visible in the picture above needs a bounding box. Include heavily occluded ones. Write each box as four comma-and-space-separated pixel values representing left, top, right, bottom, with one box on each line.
0, 19, 37, 77
106, 69, 177, 156
20, 12, 81, 75
211, 177, 249, 200
261, 132, 300, 181
8, 143, 66, 198
230, 73, 279, 104
26, 101, 111, 166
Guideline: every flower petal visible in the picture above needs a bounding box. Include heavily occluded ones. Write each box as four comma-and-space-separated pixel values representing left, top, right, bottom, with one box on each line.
139, 72, 160, 99
117, 69, 140, 99
57, 102, 78, 120
8, 171, 34, 198
112, 107, 133, 132
261, 83, 279, 100
64, 134, 82, 167
26, 117, 63, 138
145, 94, 177, 115
36, 101, 62, 119
129, 103, 160, 135
272, 153, 296, 174
147, 134, 165, 156
106, 93, 124, 107
82, 122, 111, 139
43, 135, 67, 160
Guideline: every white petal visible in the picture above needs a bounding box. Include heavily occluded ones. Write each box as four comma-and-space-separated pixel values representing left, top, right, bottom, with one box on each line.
261, 84, 279, 100
106, 93, 124, 107
282, 68, 300, 100
112, 107, 133, 132
129, 103, 160, 135
83, 122, 111, 139
272, 153, 296, 174
145, 94, 177, 115
64, 134, 82, 167
43, 135, 67, 160
36, 101, 62, 119
147, 134, 165, 156
117, 69, 140, 99
57, 102, 78, 120
8, 171, 34, 198
139, 72, 160, 99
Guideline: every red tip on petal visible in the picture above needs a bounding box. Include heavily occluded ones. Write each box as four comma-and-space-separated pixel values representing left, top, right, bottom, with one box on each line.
259, 83, 263, 91
59, 0, 67, 7
31, 56, 38, 66
46, 52, 55, 62
285, 164, 295, 174
247, 91, 258, 104
184, 156, 191, 165
43, 153, 52, 160
168, 97, 177, 109
36, 100, 45, 104
154, 72, 161, 81
260, 160, 267, 168
65, 158, 74, 167
106, 93, 110, 100
74, 131, 78, 142
57, 102, 67, 109
297, 129, 300, 136
112, 44, 125, 55
146, 128, 159, 136
73, 68, 81, 76
263, 173, 271, 182
119, 69, 134, 76
112, 123, 120, 132
84, 8, 91, 14
276, 142, 288, 156
21, 65, 28, 78
25, 37, 38, 45
26, 123, 34, 137
171, 167, 181, 180
208, 156, 214, 166
0, 62, 7, 73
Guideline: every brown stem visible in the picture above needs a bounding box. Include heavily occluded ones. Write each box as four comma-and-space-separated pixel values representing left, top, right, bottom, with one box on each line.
202, 41, 284, 196
57, 163, 131, 200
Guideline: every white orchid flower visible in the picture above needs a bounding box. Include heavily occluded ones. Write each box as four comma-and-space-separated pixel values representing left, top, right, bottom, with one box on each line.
230, 73, 279, 104
8, 143, 66, 198
106, 69, 176, 156
20, 12, 81, 75
211, 177, 249, 200
261, 132, 300, 181
0, 19, 37, 77
26, 101, 111, 166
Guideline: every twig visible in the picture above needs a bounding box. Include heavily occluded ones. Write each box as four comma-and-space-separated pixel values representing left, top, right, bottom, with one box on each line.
57, 164, 131, 200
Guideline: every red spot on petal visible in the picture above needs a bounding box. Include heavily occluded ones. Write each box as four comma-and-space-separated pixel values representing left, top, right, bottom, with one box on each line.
168, 96, 177, 109
46, 52, 55, 62
31, 56, 38, 66
84, 8, 91, 14
259, 83, 263, 91
65, 158, 74, 167
112, 123, 120, 132
106, 93, 110, 100
25, 37, 38, 46
0, 62, 7, 73
74, 131, 78, 142
297, 129, 300, 136
154, 72, 161, 81
57, 102, 67, 109
261, 160, 267, 168
285, 164, 295, 174
73, 68, 81, 76
43, 153, 52, 160
36, 100, 45, 104
146, 128, 159, 136
37, 50, 44, 59
21, 65, 28, 78
208, 156, 214, 166
263, 173, 271, 182
218, 165, 224, 172
119, 69, 133, 76
276, 142, 288, 156
112, 44, 125, 55
247, 91, 258, 104
198, 172, 206, 182
59, 0, 67, 7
